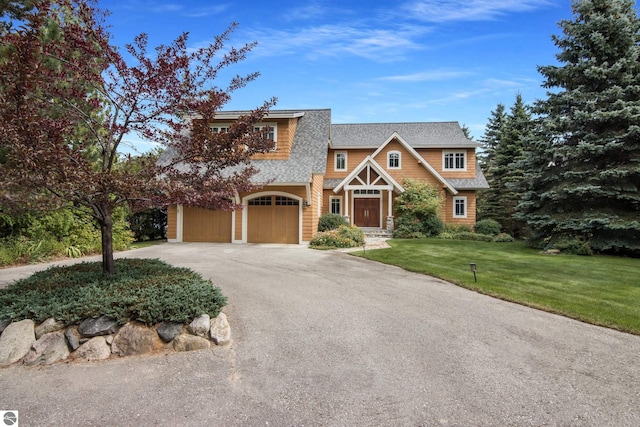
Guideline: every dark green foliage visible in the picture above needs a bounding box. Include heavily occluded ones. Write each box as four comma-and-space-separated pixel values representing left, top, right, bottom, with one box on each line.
318, 213, 349, 232
517, 0, 640, 256
310, 225, 364, 248
0, 207, 133, 266
548, 238, 594, 256
393, 179, 442, 239
393, 213, 443, 238
0, 259, 227, 325
493, 233, 515, 243
478, 95, 533, 237
449, 232, 494, 242
474, 219, 502, 236
128, 207, 167, 241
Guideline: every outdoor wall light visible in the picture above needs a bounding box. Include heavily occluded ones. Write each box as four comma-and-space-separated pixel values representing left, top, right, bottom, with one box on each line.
469, 263, 477, 282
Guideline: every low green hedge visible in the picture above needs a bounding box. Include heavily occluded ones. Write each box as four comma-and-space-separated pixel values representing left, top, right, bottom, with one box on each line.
0, 258, 227, 326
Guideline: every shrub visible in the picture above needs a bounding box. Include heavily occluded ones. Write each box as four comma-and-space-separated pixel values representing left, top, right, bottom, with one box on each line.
493, 233, 515, 242
310, 225, 364, 248
128, 207, 167, 241
0, 259, 227, 325
549, 238, 594, 256
318, 213, 349, 232
474, 219, 502, 236
393, 213, 443, 238
393, 214, 423, 238
452, 232, 494, 242
444, 223, 473, 233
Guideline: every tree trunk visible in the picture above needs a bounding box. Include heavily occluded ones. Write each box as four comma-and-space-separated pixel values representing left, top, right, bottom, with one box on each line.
99, 210, 115, 274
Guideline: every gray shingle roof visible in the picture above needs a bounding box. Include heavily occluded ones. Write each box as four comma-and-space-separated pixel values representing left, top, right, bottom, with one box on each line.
448, 165, 490, 190
249, 109, 330, 183
330, 122, 479, 149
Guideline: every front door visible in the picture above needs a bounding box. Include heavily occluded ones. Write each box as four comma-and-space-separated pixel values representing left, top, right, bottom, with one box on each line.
354, 198, 380, 227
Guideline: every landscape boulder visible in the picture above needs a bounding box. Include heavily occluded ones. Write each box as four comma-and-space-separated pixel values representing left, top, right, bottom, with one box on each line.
210, 312, 231, 345
111, 323, 163, 356
23, 332, 70, 366
78, 315, 119, 337
73, 336, 112, 361
0, 319, 36, 367
156, 321, 183, 343
172, 334, 211, 352
35, 318, 66, 339
188, 314, 210, 337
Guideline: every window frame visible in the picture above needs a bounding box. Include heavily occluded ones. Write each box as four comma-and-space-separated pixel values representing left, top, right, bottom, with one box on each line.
334, 151, 347, 171
254, 122, 277, 151
388, 151, 401, 169
443, 150, 467, 171
330, 196, 342, 215
453, 196, 467, 218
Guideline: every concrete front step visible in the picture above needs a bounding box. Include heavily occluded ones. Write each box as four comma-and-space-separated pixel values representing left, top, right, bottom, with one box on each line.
360, 228, 393, 238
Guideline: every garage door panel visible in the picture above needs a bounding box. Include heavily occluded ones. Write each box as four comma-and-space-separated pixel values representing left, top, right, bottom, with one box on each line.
183, 207, 232, 242
247, 196, 299, 244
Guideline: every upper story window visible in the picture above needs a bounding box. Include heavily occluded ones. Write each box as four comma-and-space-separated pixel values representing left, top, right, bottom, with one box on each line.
210, 124, 230, 134
254, 123, 277, 141
388, 151, 401, 169
443, 150, 466, 171
254, 122, 277, 151
335, 152, 347, 171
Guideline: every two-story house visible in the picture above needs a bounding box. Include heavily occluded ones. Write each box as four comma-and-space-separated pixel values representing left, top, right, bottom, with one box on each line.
166, 109, 488, 244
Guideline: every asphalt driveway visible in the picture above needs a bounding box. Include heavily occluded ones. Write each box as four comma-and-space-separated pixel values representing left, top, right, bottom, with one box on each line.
1, 243, 639, 426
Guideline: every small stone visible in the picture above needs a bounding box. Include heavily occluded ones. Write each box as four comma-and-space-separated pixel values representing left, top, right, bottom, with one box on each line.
78, 315, 119, 337
23, 332, 70, 366
188, 314, 211, 337
210, 313, 231, 346
0, 319, 36, 367
172, 334, 211, 352
111, 323, 163, 356
73, 336, 111, 361
35, 318, 66, 339
105, 335, 114, 345
156, 322, 183, 343
64, 326, 82, 351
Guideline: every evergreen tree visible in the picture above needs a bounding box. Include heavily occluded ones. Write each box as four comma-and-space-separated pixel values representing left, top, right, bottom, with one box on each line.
478, 95, 533, 236
477, 103, 507, 222
517, 0, 640, 254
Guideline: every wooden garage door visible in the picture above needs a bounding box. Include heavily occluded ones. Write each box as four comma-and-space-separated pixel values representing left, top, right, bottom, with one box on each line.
183, 206, 232, 242
247, 196, 299, 243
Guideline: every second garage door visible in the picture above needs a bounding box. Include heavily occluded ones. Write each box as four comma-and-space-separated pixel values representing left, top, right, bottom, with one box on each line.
247, 195, 299, 244
182, 206, 232, 243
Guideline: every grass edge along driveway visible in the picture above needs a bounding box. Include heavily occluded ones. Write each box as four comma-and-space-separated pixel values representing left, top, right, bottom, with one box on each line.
356, 239, 640, 335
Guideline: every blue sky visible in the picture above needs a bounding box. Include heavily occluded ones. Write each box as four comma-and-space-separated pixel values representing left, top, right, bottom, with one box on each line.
102, 0, 573, 144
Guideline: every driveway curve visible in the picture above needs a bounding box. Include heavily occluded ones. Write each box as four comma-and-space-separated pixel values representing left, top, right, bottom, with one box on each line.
1, 243, 639, 426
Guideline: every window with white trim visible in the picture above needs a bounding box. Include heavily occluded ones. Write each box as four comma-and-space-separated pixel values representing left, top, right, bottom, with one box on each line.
330, 196, 342, 215
453, 196, 467, 218
443, 150, 466, 170
210, 124, 230, 134
388, 151, 401, 169
254, 122, 277, 151
335, 152, 347, 171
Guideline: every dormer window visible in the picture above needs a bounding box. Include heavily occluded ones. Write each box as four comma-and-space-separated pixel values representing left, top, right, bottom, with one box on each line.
254, 123, 277, 141
388, 151, 401, 169
210, 124, 230, 133
443, 150, 466, 171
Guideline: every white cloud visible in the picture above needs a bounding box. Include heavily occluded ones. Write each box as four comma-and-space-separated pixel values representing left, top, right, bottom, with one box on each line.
183, 5, 230, 18
379, 69, 474, 82
402, 0, 552, 22
247, 23, 432, 61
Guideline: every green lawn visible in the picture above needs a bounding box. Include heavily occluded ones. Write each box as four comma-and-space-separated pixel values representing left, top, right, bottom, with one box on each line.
356, 239, 640, 335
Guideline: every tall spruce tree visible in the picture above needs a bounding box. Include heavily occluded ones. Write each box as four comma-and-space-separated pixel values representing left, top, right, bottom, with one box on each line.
517, 0, 640, 254
477, 103, 507, 222
479, 95, 533, 236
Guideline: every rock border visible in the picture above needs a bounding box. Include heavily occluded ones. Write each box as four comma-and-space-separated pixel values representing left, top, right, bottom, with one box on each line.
0, 312, 231, 367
